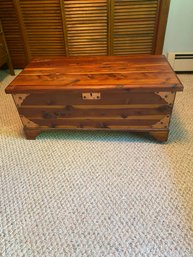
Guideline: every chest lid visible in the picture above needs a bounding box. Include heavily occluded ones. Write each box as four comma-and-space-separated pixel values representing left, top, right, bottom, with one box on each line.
5, 55, 183, 94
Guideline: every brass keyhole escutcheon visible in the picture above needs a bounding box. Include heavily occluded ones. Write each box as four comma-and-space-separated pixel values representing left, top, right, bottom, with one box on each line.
82, 92, 101, 100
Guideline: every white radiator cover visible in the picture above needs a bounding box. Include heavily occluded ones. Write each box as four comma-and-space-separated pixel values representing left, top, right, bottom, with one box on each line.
168, 52, 193, 72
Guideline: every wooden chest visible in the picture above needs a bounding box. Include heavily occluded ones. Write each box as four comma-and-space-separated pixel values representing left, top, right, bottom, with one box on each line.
5, 55, 183, 141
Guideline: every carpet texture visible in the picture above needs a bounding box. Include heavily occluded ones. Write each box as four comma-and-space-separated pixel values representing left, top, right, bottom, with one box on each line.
0, 70, 193, 257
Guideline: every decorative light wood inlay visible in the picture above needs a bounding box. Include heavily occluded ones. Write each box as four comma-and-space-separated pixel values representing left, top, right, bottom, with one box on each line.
152, 115, 170, 129
20, 115, 38, 128
155, 92, 176, 105
13, 94, 29, 107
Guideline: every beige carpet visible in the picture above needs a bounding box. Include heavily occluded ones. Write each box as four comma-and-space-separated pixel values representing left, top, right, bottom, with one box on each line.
0, 70, 193, 257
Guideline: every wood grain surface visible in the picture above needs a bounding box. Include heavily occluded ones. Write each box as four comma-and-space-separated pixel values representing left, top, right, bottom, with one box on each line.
5, 55, 183, 93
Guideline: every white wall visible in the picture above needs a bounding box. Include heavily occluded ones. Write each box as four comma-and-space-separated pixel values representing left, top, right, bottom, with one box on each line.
163, 0, 193, 55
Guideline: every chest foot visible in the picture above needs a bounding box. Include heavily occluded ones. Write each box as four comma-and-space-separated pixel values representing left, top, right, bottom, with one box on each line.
149, 130, 169, 142
23, 128, 41, 140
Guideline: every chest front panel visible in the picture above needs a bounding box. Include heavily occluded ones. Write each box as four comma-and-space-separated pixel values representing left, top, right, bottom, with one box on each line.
13, 91, 175, 131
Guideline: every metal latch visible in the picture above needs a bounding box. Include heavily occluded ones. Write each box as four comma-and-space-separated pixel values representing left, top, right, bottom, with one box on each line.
82, 92, 101, 100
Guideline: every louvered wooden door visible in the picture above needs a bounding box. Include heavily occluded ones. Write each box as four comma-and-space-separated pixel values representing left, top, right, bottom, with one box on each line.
0, 0, 170, 68
60, 0, 161, 56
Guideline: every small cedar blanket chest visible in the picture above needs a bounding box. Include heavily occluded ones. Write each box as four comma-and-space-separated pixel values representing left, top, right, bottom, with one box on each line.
5, 55, 183, 141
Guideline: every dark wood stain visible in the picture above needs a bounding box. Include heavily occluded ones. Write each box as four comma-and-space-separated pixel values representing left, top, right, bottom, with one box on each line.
18, 105, 172, 119
19, 92, 170, 106
30, 118, 159, 127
